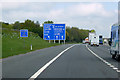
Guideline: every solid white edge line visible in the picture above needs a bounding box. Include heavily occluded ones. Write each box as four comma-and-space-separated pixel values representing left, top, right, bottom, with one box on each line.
29, 44, 75, 80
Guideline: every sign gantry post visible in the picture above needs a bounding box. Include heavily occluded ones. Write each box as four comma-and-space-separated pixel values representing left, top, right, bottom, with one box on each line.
62, 36, 65, 44
48, 36, 50, 43
54, 40, 55, 43
59, 40, 60, 44
64, 40, 65, 44
59, 35, 60, 44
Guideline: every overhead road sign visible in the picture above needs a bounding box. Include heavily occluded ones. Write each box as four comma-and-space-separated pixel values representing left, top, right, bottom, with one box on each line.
43, 24, 66, 40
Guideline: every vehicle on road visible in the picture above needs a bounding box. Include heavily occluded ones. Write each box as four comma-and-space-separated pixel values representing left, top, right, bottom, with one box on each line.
90, 35, 99, 46
109, 23, 120, 60
83, 37, 89, 44
89, 32, 99, 46
103, 38, 109, 45
82, 40, 86, 44
99, 35, 103, 44
89, 33, 95, 43
85, 37, 89, 43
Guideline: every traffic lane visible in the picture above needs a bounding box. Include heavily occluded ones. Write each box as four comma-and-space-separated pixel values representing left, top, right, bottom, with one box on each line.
2, 44, 73, 78
87, 45, 119, 69
99, 45, 110, 50
37, 44, 118, 78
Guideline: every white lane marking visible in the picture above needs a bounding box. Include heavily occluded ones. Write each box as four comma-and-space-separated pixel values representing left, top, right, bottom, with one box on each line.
117, 70, 120, 72
86, 45, 120, 73
113, 68, 118, 70
29, 45, 75, 80
110, 65, 114, 68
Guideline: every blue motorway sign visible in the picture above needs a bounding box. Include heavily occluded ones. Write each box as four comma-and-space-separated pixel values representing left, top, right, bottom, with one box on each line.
43, 24, 65, 40
20, 29, 28, 37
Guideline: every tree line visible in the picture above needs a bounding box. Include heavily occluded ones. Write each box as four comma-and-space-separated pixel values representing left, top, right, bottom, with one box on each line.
1, 19, 95, 43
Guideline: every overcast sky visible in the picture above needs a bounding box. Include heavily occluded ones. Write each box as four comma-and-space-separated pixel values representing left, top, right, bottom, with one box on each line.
0, 1, 118, 38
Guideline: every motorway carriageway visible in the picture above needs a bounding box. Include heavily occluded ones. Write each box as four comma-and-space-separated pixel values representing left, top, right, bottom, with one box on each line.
2, 44, 120, 80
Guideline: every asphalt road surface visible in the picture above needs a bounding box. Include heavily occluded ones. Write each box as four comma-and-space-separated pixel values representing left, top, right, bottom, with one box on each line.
2, 44, 120, 80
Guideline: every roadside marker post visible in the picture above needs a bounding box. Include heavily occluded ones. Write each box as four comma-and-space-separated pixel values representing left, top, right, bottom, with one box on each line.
59, 40, 60, 44
31, 44, 32, 50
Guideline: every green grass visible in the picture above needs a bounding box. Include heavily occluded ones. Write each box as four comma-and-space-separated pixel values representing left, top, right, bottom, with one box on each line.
2, 29, 59, 58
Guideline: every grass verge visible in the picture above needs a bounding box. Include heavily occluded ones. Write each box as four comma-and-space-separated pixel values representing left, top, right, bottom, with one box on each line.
2, 29, 60, 58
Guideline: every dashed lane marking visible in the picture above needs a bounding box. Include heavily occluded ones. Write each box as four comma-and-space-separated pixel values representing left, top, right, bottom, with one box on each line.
86, 45, 120, 73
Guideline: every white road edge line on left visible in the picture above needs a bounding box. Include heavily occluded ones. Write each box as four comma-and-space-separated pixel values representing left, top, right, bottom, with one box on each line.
29, 44, 76, 80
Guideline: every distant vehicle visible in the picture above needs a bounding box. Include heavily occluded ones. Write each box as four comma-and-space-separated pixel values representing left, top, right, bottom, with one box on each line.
85, 37, 89, 43
82, 40, 86, 44
103, 39, 108, 44
103, 38, 109, 45
89, 33, 99, 46
82, 37, 89, 44
90, 35, 99, 46
109, 23, 120, 60
89, 32, 95, 44
99, 35, 103, 44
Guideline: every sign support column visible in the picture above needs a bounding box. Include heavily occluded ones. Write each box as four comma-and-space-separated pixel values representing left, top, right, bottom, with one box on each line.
62, 36, 65, 44
64, 40, 65, 44
24, 38, 25, 48
59, 35, 60, 44
48, 36, 50, 43
54, 40, 55, 43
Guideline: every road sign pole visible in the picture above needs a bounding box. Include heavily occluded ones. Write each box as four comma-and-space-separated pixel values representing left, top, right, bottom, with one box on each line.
24, 38, 25, 48
48, 36, 50, 43
59, 40, 60, 44
49, 40, 50, 43
64, 40, 65, 44
20, 29, 28, 49
54, 40, 55, 43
